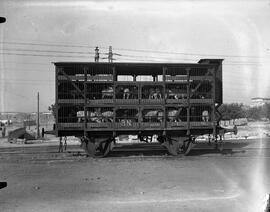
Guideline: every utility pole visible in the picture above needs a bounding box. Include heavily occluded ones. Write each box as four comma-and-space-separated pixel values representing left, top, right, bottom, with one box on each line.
108, 46, 113, 63
28, 114, 30, 130
94, 46, 99, 62
37, 92, 40, 139
102, 46, 121, 63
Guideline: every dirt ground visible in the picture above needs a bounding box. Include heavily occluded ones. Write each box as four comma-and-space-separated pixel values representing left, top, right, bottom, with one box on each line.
1, 121, 270, 212
0, 139, 270, 212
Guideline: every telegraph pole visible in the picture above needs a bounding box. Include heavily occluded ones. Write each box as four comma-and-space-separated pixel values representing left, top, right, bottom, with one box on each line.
101, 46, 121, 62
37, 92, 40, 138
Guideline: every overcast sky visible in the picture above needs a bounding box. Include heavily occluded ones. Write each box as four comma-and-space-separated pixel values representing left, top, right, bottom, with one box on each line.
0, 0, 270, 112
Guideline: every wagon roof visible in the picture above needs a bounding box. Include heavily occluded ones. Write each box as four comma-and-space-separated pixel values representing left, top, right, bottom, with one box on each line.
53, 59, 223, 75
53, 60, 223, 67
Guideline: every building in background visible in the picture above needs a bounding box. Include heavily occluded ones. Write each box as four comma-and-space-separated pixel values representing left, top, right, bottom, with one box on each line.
250, 97, 270, 108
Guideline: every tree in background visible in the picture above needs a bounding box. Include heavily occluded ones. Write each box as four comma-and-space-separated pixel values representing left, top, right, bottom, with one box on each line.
219, 103, 270, 121
246, 103, 270, 121
218, 103, 247, 120
48, 104, 56, 120
265, 104, 270, 119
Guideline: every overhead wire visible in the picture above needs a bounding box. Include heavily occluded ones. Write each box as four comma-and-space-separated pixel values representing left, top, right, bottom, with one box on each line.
0, 41, 95, 49
0, 52, 91, 58
0, 40, 268, 68
2, 61, 51, 66
1, 40, 270, 60
3, 48, 94, 55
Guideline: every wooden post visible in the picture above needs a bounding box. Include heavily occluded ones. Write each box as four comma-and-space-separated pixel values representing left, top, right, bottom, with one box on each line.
186, 68, 191, 136
84, 67, 87, 137
163, 67, 167, 130
37, 92, 40, 138
212, 68, 217, 138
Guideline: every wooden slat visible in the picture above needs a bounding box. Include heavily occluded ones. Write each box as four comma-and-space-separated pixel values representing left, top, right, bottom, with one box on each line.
115, 122, 139, 129
141, 122, 163, 128
87, 123, 113, 128
141, 99, 164, 104
167, 122, 188, 128
58, 99, 84, 104
115, 99, 139, 104
165, 75, 188, 81
58, 123, 84, 129
189, 99, 213, 104
190, 122, 212, 127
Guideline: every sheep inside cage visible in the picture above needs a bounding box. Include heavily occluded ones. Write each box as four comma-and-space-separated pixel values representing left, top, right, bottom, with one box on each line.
166, 106, 187, 122
101, 86, 114, 99
190, 106, 212, 122
142, 109, 164, 123
141, 85, 164, 99
58, 106, 84, 123
116, 109, 139, 127
165, 84, 187, 100
87, 107, 114, 123
115, 85, 138, 99
87, 84, 114, 100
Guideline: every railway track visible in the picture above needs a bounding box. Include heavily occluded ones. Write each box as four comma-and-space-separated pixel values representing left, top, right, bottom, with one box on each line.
1, 141, 270, 161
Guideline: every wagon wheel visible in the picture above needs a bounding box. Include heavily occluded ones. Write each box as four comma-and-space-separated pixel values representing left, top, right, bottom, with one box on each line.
86, 141, 96, 156
181, 137, 195, 156
99, 138, 115, 157
161, 137, 180, 156
81, 137, 97, 157
214, 137, 224, 152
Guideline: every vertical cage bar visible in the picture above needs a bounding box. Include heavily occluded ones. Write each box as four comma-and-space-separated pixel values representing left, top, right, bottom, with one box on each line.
186, 67, 191, 136
84, 66, 87, 136
113, 66, 116, 104
211, 68, 216, 137
163, 66, 167, 129
55, 66, 60, 136
113, 66, 116, 130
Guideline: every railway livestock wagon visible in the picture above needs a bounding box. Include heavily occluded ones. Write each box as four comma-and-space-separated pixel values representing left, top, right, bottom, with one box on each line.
54, 59, 227, 157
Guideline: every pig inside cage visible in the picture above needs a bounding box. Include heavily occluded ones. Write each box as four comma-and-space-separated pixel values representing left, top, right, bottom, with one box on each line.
115, 85, 138, 99
190, 105, 212, 122
165, 84, 187, 100
58, 105, 84, 123
190, 81, 212, 99
58, 81, 84, 99
142, 108, 164, 123
141, 85, 164, 99
87, 83, 114, 100
166, 106, 187, 122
